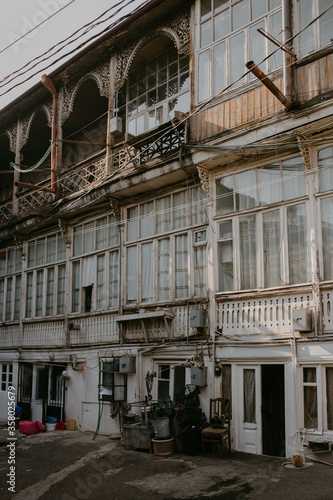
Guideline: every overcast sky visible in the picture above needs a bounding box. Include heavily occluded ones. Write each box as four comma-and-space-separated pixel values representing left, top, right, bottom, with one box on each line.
0, 0, 145, 110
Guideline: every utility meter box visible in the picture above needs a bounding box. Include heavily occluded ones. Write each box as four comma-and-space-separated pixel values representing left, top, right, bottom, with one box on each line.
293, 308, 312, 333
191, 366, 207, 386
119, 356, 136, 374
109, 116, 123, 136
190, 309, 206, 329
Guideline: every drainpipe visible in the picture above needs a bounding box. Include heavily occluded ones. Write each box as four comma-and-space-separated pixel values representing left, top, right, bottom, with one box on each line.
282, 0, 295, 103
245, 61, 293, 110
41, 74, 60, 199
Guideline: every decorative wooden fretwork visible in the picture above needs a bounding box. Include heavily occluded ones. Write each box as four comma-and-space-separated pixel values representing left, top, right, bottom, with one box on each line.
60, 157, 107, 193
197, 166, 210, 195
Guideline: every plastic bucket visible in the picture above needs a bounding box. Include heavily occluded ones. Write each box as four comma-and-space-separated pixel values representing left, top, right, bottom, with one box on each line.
152, 417, 170, 438
46, 423, 56, 432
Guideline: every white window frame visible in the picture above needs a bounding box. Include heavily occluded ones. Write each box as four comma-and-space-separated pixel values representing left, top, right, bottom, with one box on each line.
196, 0, 283, 103
296, 0, 333, 58
215, 157, 310, 293
0, 246, 22, 323
302, 365, 333, 434
1, 363, 13, 392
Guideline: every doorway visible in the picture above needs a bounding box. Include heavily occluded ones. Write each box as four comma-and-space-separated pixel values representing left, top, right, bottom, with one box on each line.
261, 364, 285, 457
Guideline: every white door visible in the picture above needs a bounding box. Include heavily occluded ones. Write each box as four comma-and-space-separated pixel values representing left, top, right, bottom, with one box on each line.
237, 365, 261, 454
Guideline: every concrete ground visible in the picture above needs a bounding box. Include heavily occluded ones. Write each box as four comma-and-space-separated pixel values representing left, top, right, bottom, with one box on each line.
0, 427, 332, 500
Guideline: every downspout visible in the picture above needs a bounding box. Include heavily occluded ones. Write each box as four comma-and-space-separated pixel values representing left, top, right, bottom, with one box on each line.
41, 74, 60, 199
282, 0, 295, 103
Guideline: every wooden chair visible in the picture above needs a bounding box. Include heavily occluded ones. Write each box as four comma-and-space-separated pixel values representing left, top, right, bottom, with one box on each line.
201, 398, 231, 457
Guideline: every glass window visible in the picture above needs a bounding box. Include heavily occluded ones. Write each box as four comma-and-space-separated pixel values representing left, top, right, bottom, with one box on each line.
287, 204, 308, 284
235, 170, 257, 211
142, 243, 154, 303
263, 210, 281, 288
218, 221, 233, 292
258, 164, 282, 205
326, 367, 333, 430
158, 238, 171, 301
240, 215, 257, 289
1, 364, 13, 392
175, 234, 189, 298
321, 197, 333, 280
303, 367, 318, 429
244, 368, 256, 423
319, 146, 333, 192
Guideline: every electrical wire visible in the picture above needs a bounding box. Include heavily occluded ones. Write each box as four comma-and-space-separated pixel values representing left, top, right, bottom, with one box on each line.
0, 0, 150, 97
0, 0, 76, 58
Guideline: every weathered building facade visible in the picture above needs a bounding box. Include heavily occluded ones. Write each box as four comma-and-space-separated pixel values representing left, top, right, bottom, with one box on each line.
1, 0, 333, 460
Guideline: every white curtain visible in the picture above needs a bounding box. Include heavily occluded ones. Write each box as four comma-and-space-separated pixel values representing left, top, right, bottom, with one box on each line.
192, 186, 208, 225
96, 255, 106, 309
57, 265, 66, 315
158, 238, 171, 301
263, 210, 281, 287
5, 277, 12, 321
35, 270, 44, 317
14, 275, 21, 320
319, 146, 333, 192
127, 246, 138, 303
26, 272, 33, 317
258, 164, 282, 206
194, 245, 206, 296
46, 267, 55, 316
283, 157, 305, 200
287, 204, 308, 284
240, 215, 257, 289
72, 261, 80, 313
175, 234, 188, 298
83, 221, 94, 253
218, 240, 233, 292
141, 242, 153, 302
140, 201, 154, 238
109, 250, 119, 307
173, 191, 190, 230
96, 216, 108, 250
156, 196, 171, 233
235, 170, 257, 211
82, 256, 96, 287
321, 197, 333, 280
127, 206, 138, 241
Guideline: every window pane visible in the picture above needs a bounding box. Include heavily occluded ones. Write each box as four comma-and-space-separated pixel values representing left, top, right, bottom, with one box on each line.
96, 217, 108, 250
244, 369, 256, 423
252, 0, 268, 20
258, 164, 282, 205
303, 367, 316, 382
109, 216, 120, 247
319, 0, 333, 48
83, 222, 94, 254
201, 18, 213, 48
173, 366, 186, 400
175, 234, 189, 298
319, 146, 333, 192
46, 268, 54, 316
298, 0, 315, 56
142, 243, 154, 303
7, 249, 14, 273
109, 250, 119, 307
218, 240, 233, 291
249, 21, 265, 76
240, 215, 257, 289
46, 235, 56, 263
127, 206, 139, 241
269, 11, 283, 70
97, 255, 106, 310
27, 242, 35, 267
213, 42, 226, 95
57, 265, 66, 315
201, 0, 212, 20
199, 50, 210, 102
282, 157, 305, 200
127, 246, 138, 303
214, 9, 230, 40
0, 280, 4, 322
58, 235, 66, 261
192, 186, 208, 225
216, 176, 234, 214
194, 245, 207, 296
36, 239, 45, 266
304, 385, 318, 428
321, 197, 333, 280
173, 190, 190, 230
73, 226, 82, 256
158, 238, 171, 301
232, 0, 250, 31
230, 32, 245, 85
219, 221, 232, 239
235, 170, 257, 211
35, 270, 44, 317
14, 275, 21, 320
140, 202, 154, 238
5, 277, 12, 321
326, 367, 333, 430
287, 204, 308, 284
26, 273, 33, 318
72, 261, 80, 313
156, 196, 171, 233
263, 210, 281, 288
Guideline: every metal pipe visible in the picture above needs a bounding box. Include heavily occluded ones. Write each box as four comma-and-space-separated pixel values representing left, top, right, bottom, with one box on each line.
41, 74, 59, 198
245, 60, 292, 110
282, 0, 295, 104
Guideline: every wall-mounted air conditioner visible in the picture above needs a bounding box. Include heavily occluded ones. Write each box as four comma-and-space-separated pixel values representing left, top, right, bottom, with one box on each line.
190, 309, 206, 329
109, 116, 122, 136
119, 356, 136, 374
292, 308, 312, 333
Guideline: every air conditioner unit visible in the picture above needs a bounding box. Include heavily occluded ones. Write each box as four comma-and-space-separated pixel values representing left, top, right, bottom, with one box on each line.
190, 309, 206, 329
119, 356, 136, 374
99, 386, 113, 401
109, 116, 122, 136
292, 308, 312, 333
